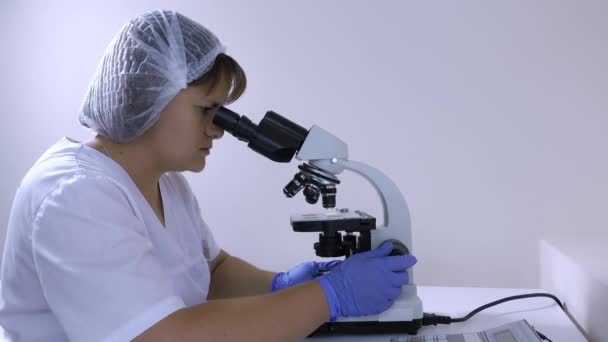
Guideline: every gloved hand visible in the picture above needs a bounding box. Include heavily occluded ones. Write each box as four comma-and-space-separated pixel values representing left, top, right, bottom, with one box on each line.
271, 260, 342, 292
316, 241, 417, 321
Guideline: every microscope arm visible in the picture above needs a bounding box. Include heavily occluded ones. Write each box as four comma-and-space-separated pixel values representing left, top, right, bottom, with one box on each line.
310, 158, 419, 316
310, 160, 414, 252
297, 126, 413, 251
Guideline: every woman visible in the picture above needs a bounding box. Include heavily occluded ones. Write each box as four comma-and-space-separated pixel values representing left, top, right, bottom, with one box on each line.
0, 10, 417, 341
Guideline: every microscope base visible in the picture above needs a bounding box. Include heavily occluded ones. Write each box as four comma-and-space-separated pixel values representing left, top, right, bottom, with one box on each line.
308, 319, 422, 337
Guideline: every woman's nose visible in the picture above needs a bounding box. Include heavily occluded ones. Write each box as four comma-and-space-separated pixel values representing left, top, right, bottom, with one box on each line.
206, 121, 224, 139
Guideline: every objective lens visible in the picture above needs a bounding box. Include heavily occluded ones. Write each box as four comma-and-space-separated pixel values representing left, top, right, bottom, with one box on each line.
321, 185, 337, 208
283, 173, 307, 198
303, 184, 320, 204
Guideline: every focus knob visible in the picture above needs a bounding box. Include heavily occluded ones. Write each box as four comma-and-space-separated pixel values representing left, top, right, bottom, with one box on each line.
381, 239, 410, 256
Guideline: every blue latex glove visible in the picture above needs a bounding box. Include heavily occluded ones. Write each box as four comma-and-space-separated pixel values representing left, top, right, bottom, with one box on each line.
317, 241, 417, 321
271, 260, 342, 292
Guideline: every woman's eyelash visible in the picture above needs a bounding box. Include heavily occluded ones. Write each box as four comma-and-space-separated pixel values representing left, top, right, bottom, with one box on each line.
202, 105, 219, 112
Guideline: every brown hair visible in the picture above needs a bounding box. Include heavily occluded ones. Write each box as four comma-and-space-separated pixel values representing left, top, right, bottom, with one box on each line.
188, 53, 247, 104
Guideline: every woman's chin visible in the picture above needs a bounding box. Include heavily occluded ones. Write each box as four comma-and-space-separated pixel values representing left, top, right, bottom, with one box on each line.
190, 159, 206, 173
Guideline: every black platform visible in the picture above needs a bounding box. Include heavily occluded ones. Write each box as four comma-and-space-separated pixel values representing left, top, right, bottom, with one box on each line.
308, 319, 422, 337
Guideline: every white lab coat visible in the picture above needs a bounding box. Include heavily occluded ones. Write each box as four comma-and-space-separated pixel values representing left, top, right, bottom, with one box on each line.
0, 137, 221, 342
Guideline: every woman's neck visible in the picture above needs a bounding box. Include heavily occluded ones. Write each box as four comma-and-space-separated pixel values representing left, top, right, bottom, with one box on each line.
85, 135, 164, 209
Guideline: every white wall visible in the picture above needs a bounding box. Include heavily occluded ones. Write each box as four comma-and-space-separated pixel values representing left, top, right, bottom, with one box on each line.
1, 0, 606, 288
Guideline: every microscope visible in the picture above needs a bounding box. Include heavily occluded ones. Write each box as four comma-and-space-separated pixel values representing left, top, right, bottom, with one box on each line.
213, 107, 424, 335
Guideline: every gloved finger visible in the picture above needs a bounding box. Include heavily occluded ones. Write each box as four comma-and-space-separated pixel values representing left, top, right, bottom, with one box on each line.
384, 254, 417, 272
315, 260, 342, 273
299, 261, 316, 272
389, 270, 410, 287
368, 241, 394, 258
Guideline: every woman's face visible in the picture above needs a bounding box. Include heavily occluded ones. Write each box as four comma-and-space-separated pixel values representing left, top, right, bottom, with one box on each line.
145, 73, 230, 173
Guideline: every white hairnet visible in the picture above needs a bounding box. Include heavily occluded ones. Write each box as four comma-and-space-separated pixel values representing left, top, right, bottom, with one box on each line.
79, 10, 226, 142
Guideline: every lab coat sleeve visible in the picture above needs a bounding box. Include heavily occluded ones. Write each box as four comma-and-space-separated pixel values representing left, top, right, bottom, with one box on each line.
31, 174, 186, 342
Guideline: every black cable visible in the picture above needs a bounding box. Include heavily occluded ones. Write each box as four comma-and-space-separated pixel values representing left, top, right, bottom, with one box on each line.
423, 292, 564, 325
451, 293, 563, 323
422, 292, 564, 340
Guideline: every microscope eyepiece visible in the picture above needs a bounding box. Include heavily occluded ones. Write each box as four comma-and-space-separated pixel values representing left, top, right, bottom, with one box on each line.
215, 108, 341, 209
213, 106, 239, 131
213, 107, 308, 163
214, 107, 258, 143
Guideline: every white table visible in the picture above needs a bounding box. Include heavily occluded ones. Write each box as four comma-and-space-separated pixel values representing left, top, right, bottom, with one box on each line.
308, 286, 588, 341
